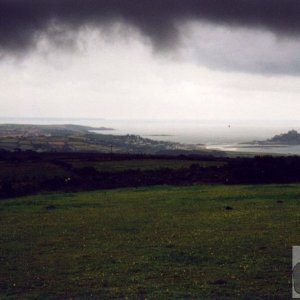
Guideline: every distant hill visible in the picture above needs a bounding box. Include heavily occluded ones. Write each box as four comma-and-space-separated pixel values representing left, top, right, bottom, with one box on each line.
0, 124, 114, 136
268, 130, 300, 145
248, 130, 300, 145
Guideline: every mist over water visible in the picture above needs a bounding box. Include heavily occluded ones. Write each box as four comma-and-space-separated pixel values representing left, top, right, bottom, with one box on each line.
1, 117, 300, 154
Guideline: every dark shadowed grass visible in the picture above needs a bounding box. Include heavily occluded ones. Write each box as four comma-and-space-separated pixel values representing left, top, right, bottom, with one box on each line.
0, 161, 70, 181
1, 184, 300, 299
67, 159, 225, 172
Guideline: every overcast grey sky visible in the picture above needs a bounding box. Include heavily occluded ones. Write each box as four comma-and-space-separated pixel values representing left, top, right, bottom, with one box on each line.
1, 0, 300, 120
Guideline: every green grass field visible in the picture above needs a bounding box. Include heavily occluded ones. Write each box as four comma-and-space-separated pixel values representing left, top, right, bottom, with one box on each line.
1, 184, 299, 299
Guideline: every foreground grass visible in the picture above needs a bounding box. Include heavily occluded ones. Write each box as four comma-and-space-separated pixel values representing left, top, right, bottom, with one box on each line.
1, 184, 300, 299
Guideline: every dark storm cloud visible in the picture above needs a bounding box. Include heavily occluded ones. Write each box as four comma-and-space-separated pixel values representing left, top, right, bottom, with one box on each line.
1, 0, 300, 54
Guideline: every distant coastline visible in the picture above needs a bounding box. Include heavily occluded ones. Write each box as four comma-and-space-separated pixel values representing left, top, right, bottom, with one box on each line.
3, 118, 300, 146
145, 134, 172, 137
0, 123, 222, 156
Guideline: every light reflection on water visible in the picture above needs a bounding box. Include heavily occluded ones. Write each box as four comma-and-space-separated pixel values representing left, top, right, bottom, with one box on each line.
206, 144, 300, 155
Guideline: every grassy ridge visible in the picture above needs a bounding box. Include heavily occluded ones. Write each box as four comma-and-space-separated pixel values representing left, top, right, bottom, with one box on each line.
1, 185, 299, 299
0, 158, 223, 183
0, 156, 227, 199
66, 159, 225, 172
